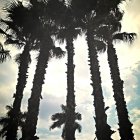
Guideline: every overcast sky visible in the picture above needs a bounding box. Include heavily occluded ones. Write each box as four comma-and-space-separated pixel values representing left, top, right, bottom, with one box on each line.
0, 0, 140, 140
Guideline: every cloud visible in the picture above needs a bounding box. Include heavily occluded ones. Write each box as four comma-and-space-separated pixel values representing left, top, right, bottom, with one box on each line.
0, 0, 140, 140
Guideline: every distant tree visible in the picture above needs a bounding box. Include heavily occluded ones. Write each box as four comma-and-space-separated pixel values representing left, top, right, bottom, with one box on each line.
50, 105, 81, 140
0, 105, 26, 139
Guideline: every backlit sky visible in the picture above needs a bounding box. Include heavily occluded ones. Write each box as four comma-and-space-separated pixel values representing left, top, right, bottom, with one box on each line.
0, 0, 140, 140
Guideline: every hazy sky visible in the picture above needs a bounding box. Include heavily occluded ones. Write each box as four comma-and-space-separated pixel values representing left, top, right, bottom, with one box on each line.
0, 0, 140, 140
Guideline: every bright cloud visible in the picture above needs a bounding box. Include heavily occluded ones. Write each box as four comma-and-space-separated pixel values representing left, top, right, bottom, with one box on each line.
0, 0, 140, 140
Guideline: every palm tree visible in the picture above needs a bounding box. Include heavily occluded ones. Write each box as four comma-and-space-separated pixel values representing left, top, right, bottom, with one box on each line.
95, 8, 136, 139
0, 1, 38, 139
0, 105, 26, 139
70, 0, 123, 139
52, 2, 83, 139
61, 0, 112, 140
0, 42, 11, 63
50, 105, 81, 140
86, 23, 113, 140
73, 10, 114, 140
21, 1, 65, 139
71, 1, 135, 139
107, 36, 135, 140
22, 36, 65, 140
57, 24, 82, 140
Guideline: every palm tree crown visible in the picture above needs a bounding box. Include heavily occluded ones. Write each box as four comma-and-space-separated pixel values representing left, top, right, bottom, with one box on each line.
50, 104, 81, 139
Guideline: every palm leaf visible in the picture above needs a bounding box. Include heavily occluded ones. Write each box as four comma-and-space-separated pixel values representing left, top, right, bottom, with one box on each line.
4, 38, 23, 46
50, 47, 65, 59
75, 112, 81, 121
113, 32, 137, 43
0, 125, 8, 138
50, 104, 82, 132
0, 28, 7, 36
0, 117, 9, 124
74, 122, 82, 132
50, 120, 65, 130
61, 104, 67, 112
0, 105, 26, 138
51, 113, 65, 121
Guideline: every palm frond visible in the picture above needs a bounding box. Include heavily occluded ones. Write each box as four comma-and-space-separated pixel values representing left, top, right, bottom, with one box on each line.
0, 104, 26, 138
51, 113, 65, 121
0, 28, 7, 36
50, 47, 65, 59
50, 120, 64, 130
5, 105, 13, 117
4, 38, 23, 46
74, 122, 82, 133
0, 117, 9, 125
113, 32, 137, 43
75, 112, 81, 121
5, 105, 13, 111
0, 19, 18, 36
0, 125, 8, 138
61, 104, 67, 112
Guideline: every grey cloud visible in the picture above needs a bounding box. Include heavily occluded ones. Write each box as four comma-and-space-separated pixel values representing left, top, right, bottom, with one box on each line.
39, 94, 65, 121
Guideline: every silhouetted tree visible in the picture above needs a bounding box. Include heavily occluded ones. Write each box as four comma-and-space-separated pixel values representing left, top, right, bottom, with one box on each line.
21, 1, 65, 139
0, 105, 26, 139
55, 4, 82, 139
95, 8, 136, 140
50, 105, 81, 139
0, 1, 38, 139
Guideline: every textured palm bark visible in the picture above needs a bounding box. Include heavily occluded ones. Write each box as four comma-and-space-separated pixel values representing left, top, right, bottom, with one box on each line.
86, 27, 112, 140
65, 37, 76, 140
6, 44, 30, 140
107, 43, 134, 140
22, 39, 51, 140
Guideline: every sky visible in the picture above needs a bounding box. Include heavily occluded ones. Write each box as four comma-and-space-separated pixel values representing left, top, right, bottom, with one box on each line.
0, 0, 140, 140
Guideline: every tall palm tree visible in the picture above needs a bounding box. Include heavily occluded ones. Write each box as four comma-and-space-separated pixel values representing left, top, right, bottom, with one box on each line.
21, 1, 65, 139
70, 0, 126, 139
0, 42, 10, 63
86, 21, 113, 140
107, 37, 135, 140
50, 105, 81, 139
56, 23, 82, 140
51, 2, 84, 138
0, 1, 39, 139
0, 105, 26, 139
71, 0, 135, 139
95, 8, 136, 140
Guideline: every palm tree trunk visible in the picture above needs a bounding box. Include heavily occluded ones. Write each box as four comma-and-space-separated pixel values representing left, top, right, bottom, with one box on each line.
86, 27, 113, 140
107, 42, 134, 140
65, 37, 76, 140
6, 44, 30, 140
22, 39, 51, 140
